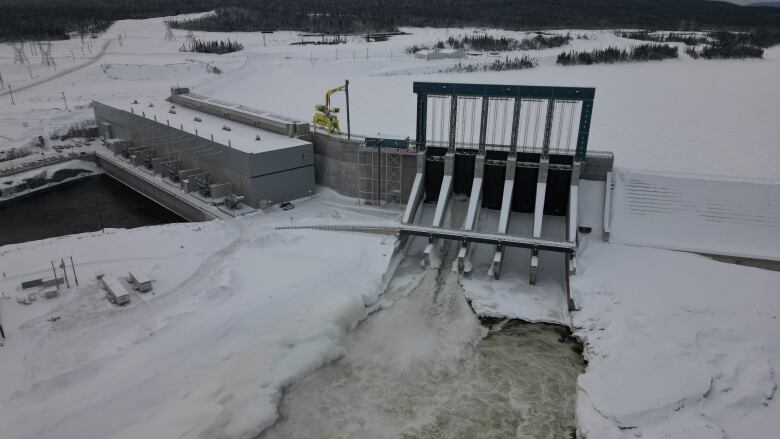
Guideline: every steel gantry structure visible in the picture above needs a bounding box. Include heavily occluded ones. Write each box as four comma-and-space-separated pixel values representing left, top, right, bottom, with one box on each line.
413, 82, 595, 161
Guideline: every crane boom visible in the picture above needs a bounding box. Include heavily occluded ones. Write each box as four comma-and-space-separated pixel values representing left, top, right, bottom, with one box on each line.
313, 83, 349, 134
324, 85, 346, 108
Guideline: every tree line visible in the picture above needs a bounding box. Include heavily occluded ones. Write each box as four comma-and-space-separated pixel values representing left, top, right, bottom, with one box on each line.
180, 38, 244, 54
618, 29, 780, 59
617, 31, 709, 46
557, 44, 679, 65
2, 0, 780, 42
443, 55, 538, 73
406, 33, 572, 54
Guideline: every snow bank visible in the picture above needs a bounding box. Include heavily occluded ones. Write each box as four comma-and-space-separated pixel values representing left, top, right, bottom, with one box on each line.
611, 168, 780, 261
0, 193, 397, 439
571, 237, 780, 438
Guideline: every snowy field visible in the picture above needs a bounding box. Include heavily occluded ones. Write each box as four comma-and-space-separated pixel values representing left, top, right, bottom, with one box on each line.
1, 18, 779, 178
0, 190, 399, 438
1, 14, 779, 439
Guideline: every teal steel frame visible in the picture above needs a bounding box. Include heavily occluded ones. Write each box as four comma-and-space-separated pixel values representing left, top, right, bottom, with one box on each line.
413, 82, 595, 160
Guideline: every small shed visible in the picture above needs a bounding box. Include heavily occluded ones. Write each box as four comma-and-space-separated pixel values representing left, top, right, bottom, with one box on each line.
102, 277, 130, 305
128, 271, 153, 292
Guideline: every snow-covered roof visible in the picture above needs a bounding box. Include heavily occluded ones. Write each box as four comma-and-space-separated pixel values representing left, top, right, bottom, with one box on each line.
129, 271, 152, 284
102, 277, 129, 297
126, 101, 310, 155
183, 93, 307, 126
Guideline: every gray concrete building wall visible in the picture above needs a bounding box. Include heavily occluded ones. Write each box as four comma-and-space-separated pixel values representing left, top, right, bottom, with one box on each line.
94, 102, 315, 207
312, 133, 417, 202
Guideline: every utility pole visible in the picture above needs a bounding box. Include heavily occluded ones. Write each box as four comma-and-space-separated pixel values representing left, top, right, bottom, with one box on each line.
50, 261, 60, 291
27, 65, 32, 79
70, 50, 75, 63
39, 42, 55, 68
0, 297, 6, 340
12, 42, 28, 64
164, 21, 176, 41
62, 92, 68, 110
8, 84, 14, 105
60, 258, 70, 288
344, 79, 351, 140
70, 257, 79, 287
0, 71, 4, 89
97, 204, 104, 232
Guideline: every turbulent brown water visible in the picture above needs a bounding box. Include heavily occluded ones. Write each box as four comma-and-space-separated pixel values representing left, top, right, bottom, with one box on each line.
260, 239, 585, 439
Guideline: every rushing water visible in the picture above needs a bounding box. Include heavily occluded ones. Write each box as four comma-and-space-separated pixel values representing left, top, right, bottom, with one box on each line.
261, 239, 585, 439
0, 174, 184, 246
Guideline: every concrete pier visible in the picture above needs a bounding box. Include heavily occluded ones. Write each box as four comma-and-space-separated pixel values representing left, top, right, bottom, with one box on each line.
489, 155, 517, 279
567, 162, 581, 275
457, 154, 485, 272
402, 152, 426, 225
424, 152, 455, 266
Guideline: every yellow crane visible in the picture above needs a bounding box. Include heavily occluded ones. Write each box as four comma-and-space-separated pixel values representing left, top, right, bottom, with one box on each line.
313, 81, 349, 135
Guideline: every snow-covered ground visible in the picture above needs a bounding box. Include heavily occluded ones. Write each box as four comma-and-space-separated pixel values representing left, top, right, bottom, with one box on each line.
1, 20, 779, 178
572, 236, 780, 439
0, 189, 399, 438
1, 13, 779, 439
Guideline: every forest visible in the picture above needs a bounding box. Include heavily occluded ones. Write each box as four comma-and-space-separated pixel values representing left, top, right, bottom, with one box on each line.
2, 0, 780, 42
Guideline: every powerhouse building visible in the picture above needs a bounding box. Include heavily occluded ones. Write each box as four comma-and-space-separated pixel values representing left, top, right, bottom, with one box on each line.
93, 89, 314, 207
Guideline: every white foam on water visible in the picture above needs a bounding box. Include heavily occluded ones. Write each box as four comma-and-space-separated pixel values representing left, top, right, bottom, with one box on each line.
260, 239, 585, 438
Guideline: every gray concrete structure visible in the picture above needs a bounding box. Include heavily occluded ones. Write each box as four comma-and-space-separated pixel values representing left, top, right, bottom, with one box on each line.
170, 90, 310, 137
312, 132, 418, 202
95, 153, 218, 221
311, 131, 613, 202
94, 100, 315, 207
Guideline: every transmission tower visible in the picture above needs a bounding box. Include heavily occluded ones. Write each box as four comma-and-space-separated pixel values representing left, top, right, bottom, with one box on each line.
12, 42, 28, 64
39, 42, 55, 67
164, 21, 176, 41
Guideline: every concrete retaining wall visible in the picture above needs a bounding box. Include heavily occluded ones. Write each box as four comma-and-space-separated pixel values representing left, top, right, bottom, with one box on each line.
96, 154, 216, 222
312, 133, 417, 201
312, 132, 612, 203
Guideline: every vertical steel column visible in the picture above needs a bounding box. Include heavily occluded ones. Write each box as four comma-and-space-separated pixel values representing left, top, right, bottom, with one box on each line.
448, 95, 458, 151
575, 99, 593, 161
509, 97, 522, 153
478, 96, 489, 153
415, 93, 428, 151
344, 79, 351, 140
541, 99, 556, 158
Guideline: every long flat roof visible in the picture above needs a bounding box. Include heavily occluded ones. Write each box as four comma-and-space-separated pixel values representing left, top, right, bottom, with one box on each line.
125, 100, 310, 154
183, 93, 308, 127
